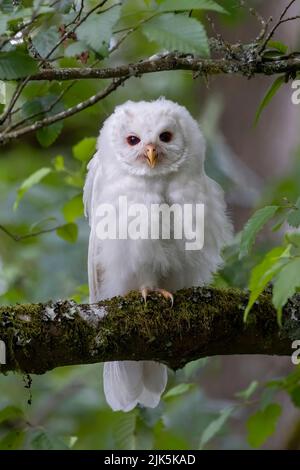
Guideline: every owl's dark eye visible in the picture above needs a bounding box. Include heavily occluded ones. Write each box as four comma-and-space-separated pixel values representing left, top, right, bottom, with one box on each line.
127, 135, 141, 146
159, 131, 172, 143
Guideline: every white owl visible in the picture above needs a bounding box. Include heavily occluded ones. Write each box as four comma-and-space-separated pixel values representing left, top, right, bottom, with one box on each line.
84, 98, 233, 412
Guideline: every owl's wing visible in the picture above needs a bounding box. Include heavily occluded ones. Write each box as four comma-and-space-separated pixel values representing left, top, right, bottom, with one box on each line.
83, 155, 100, 223
84, 154, 103, 302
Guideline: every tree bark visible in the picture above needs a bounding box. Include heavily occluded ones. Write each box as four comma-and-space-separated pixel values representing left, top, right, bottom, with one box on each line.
0, 287, 299, 375
28, 54, 300, 82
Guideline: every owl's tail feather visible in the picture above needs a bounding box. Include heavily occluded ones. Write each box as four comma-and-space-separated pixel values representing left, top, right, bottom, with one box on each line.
103, 361, 167, 412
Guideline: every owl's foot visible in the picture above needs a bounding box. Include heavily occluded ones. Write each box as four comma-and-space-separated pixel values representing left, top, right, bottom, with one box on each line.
141, 287, 174, 307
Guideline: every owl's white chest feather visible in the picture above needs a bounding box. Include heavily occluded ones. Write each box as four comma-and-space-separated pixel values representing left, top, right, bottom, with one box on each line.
91, 165, 227, 300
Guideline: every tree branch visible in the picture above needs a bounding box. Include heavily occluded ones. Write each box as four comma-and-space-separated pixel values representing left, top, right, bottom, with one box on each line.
22, 52, 300, 82
0, 287, 299, 375
1, 48, 299, 144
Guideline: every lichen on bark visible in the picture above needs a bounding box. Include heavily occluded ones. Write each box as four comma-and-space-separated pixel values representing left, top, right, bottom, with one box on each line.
0, 287, 299, 375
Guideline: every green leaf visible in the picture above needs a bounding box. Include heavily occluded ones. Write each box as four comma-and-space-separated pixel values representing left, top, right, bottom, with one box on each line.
39, 99, 64, 147
267, 366, 300, 392
272, 258, 300, 324
31, 26, 60, 59
77, 5, 121, 54
0, 406, 23, 423
260, 387, 277, 409
290, 386, 300, 408
70, 283, 89, 303
56, 223, 78, 243
247, 403, 282, 448
0, 80, 5, 104
183, 358, 208, 379
37, 121, 63, 147
272, 207, 290, 232
14, 167, 52, 210
285, 232, 300, 248
0, 85, 4, 108
142, 13, 209, 56
236, 380, 259, 401
244, 246, 289, 321
239, 205, 279, 259
63, 194, 84, 223
159, 0, 227, 14
53, 155, 65, 172
22, 95, 64, 147
287, 197, 300, 228
0, 430, 25, 450
114, 411, 137, 450
57, 0, 73, 12
0, 15, 8, 34
30, 431, 68, 450
0, 50, 38, 80
267, 41, 288, 54
29, 217, 57, 233
22, 96, 43, 119
65, 172, 84, 188
199, 407, 234, 450
254, 76, 285, 125
0, 1, 13, 14
164, 383, 193, 398
287, 209, 300, 228
72, 137, 97, 162
65, 41, 89, 58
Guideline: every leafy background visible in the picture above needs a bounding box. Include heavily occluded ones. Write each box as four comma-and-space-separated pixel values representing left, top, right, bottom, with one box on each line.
0, 0, 300, 450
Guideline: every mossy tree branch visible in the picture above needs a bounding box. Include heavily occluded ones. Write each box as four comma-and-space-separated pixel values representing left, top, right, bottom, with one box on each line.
0, 287, 299, 375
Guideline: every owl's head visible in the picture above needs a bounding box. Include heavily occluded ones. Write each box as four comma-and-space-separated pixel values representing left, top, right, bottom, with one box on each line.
99, 98, 205, 177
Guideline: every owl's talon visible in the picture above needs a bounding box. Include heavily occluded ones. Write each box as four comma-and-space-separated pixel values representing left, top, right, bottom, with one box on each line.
140, 287, 173, 307
141, 287, 149, 304
155, 288, 174, 307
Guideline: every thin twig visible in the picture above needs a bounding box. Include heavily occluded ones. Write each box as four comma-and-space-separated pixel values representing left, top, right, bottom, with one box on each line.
42, 0, 112, 62
0, 224, 63, 242
0, 77, 128, 145
109, 27, 135, 54
106, 9, 162, 57
0, 77, 30, 126
65, 0, 85, 28
4, 82, 75, 133
259, 15, 300, 53
259, 0, 298, 52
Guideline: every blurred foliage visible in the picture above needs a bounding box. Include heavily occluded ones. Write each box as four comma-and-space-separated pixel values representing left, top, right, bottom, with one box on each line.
0, 0, 300, 451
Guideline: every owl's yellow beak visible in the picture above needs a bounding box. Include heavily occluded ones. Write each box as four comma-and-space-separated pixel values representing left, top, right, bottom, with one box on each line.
144, 144, 158, 168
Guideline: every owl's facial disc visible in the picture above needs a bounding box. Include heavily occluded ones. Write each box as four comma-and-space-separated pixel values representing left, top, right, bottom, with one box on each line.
111, 103, 188, 176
